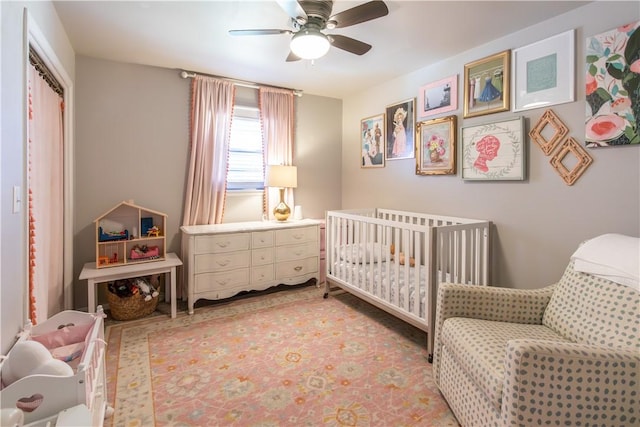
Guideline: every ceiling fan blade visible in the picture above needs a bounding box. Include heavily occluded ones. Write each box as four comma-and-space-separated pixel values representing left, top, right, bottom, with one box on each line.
286, 51, 301, 62
329, 1, 389, 28
229, 29, 293, 36
328, 34, 372, 55
276, 0, 307, 23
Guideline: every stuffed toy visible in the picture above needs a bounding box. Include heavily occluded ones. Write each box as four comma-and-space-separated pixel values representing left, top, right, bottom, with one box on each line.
108, 278, 158, 301
133, 278, 158, 302
389, 244, 416, 267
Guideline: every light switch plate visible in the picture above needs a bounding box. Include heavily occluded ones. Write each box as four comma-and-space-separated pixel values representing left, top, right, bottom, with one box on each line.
13, 185, 21, 213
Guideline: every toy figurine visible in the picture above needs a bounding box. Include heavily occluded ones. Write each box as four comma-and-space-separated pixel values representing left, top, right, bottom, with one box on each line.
147, 226, 160, 237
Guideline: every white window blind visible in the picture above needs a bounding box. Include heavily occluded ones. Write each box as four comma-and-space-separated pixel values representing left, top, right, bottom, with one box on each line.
227, 107, 264, 190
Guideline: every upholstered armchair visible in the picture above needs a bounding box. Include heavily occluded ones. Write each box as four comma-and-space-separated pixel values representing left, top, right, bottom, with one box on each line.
433, 234, 639, 426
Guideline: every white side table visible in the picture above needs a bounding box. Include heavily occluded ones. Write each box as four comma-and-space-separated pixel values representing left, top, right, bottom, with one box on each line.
79, 252, 183, 318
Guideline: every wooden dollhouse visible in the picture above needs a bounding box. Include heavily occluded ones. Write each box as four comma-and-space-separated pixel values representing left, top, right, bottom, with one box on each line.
94, 200, 167, 268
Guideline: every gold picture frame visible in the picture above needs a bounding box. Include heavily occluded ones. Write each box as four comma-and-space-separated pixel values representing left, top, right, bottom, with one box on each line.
416, 115, 457, 175
464, 50, 510, 118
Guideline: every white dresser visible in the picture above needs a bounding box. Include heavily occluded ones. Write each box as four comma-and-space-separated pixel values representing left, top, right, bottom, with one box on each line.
180, 219, 322, 314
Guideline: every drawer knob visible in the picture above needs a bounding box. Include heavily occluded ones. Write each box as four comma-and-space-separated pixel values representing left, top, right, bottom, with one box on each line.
293, 234, 303, 239
294, 266, 303, 271
217, 242, 229, 248
217, 260, 230, 266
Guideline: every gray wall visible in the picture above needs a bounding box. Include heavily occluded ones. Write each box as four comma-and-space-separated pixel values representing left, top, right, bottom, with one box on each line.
1, 1, 76, 354
72, 56, 342, 308
295, 93, 343, 218
340, 2, 640, 289
73, 57, 189, 308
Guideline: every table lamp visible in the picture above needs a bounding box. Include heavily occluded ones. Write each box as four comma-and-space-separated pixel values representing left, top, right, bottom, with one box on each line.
266, 165, 297, 221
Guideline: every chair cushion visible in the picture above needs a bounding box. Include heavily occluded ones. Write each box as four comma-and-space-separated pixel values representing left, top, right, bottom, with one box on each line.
440, 317, 570, 411
543, 260, 640, 350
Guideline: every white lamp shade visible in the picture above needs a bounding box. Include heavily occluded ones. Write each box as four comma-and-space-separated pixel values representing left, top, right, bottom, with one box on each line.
266, 165, 297, 188
290, 30, 330, 60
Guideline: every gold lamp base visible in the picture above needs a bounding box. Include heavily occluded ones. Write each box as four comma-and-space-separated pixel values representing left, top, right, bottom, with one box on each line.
273, 188, 291, 221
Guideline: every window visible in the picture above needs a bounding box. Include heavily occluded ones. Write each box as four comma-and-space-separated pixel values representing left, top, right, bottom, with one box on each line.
227, 106, 264, 190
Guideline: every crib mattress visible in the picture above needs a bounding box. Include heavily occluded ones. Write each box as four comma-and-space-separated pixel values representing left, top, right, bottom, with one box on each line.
331, 260, 434, 317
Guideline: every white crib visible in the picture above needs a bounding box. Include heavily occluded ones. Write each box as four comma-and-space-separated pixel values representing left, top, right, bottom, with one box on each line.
0, 307, 110, 426
325, 208, 492, 362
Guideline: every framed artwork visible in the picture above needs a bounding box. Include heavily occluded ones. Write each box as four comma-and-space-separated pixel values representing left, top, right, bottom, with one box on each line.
461, 117, 525, 180
512, 30, 575, 112
360, 114, 385, 168
418, 75, 457, 118
416, 115, 457, 175
585, 20, 639, 147
385, 98, 415, 160
463, 50, 510, 118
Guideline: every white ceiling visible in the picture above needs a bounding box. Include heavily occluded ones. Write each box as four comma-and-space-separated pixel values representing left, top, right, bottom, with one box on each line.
53, 1, 589, 99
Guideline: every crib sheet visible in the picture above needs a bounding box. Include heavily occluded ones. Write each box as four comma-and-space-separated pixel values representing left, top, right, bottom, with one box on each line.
332, 260, 431, 317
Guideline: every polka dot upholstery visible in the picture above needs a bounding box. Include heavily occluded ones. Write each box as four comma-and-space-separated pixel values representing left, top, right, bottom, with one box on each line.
441, 318, 571, 411
543, 260, 640, 350
433, 260, 640, 426
432, 283, 555, 387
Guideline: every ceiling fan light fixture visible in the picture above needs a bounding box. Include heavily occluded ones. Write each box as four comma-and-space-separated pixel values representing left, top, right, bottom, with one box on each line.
290, 29, 330, 60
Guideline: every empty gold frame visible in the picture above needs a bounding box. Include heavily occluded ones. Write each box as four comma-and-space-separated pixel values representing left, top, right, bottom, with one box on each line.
549, 137, 593, 186
529, 109, 569, 155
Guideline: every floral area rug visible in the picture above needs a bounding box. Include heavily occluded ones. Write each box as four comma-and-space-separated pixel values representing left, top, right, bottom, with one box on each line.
105, 284, 458, 426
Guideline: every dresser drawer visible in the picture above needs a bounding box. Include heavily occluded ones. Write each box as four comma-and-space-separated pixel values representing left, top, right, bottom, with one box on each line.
252, 248, 274, 266
195, 252, 250, 273
182, 220, 323, 314
195, 233, 250, 254
275, 242, 318, 262
251, 264, 274, 285
276, 226, 318, 246
276, 256, 318, 279
194, 269, 249, 293
252, 231, 274, 248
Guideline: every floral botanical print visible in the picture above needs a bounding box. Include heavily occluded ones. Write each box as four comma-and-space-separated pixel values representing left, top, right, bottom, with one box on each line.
586, 21, 640, 147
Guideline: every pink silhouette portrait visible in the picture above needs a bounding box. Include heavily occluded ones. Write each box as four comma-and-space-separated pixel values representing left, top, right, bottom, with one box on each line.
474, 135, 500, 172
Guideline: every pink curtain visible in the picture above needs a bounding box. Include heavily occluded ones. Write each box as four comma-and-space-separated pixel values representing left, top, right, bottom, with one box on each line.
182, 76, 235, 225
259, 88, 295, 217
27, 64, 64, 324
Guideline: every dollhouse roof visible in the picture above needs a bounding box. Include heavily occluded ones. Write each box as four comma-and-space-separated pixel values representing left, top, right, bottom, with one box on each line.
93, 200, 167, 222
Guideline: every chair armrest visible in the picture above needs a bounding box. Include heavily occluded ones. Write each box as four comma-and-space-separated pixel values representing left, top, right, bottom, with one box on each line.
502, 340, 640, 426
435, 282, 555, 325
432, 283, 555, 383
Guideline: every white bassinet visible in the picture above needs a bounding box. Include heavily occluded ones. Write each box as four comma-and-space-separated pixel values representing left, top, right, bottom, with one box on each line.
0, 307, 110, 426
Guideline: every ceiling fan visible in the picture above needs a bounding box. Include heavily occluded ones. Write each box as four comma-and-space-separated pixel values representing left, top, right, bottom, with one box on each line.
228, 0, 389, 61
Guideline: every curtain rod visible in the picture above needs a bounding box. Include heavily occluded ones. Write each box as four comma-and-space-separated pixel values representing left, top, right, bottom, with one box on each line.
179, 70, 302, 97
29, 47, 64, 97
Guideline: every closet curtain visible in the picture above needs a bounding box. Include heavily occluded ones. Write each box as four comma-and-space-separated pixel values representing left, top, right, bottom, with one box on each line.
27, 64, 64, 324
259, 87, 295, 217
182, 76, 235, 225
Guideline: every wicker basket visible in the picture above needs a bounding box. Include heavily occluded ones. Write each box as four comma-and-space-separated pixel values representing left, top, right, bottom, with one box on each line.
106, 290, 158, 321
